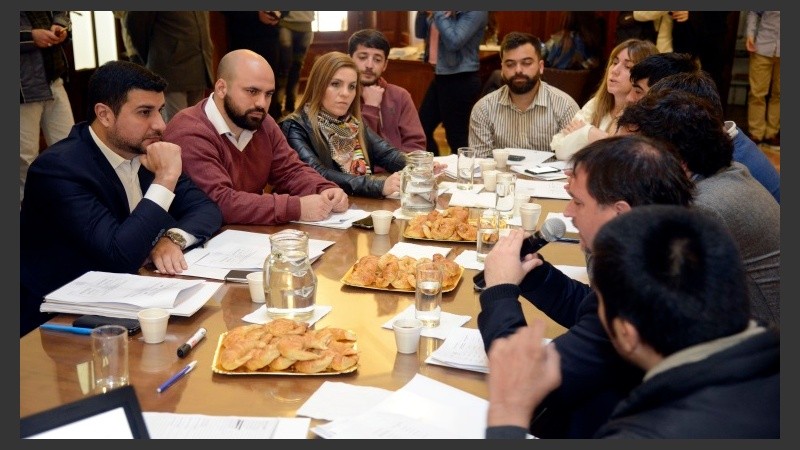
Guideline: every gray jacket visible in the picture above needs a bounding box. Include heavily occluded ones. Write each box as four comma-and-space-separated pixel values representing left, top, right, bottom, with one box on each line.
747, 11, 780, 57
20, 11, 70, 104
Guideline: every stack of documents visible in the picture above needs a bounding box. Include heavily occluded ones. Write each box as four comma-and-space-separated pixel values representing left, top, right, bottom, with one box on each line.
143, 413, 310, 439
179, 229, 335, 281
425, 327, 489, 373
292, 207, 370, 229
40, 271, 222, 319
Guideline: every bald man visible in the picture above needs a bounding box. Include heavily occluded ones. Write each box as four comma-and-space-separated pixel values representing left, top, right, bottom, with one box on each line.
164, 49, 349, 225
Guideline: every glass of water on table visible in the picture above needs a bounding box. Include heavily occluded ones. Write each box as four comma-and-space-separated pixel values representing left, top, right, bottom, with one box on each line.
415, 261, 443, 327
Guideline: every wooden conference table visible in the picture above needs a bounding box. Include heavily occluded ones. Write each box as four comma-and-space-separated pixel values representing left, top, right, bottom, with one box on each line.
19, 194, 585, 434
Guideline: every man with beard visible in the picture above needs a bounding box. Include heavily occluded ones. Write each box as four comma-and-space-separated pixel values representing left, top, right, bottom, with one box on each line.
20, 60, 223, 336
348, 29, 426, 173
164, 49, 349, 226
469, 32, 579, 158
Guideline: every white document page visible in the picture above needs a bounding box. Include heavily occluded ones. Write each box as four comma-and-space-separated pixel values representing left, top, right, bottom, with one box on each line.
425, 327, 489, 373
516, 179, 571, 200
312, 374, 488, 439
296, 381, 392, 421
386, 242, 452, 259
545, 212, 578, 234
505, 148, 555, 166
143, 412, 310, 439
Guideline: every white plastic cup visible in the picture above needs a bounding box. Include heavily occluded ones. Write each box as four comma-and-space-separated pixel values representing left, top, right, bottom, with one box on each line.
513, 192, 531, 218
371, 210, 394, 235
483, 169, 498, 192
91, 325, 129, 393
479, 160, 497, 176
393, 318, 423, 354
493, 148, 510, 171
137, 308, 170, 344
246, 271, 266, 303
519, 203, 543, 231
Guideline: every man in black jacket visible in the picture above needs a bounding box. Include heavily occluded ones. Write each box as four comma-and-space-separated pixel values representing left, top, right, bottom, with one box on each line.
485, 205, 779, 438
478, 134, 695, 437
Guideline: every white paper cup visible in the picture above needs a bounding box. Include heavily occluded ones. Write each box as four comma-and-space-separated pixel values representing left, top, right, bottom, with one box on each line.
483, 169, 498, 192
519, 203, 543, 231
371, 210, 394, 235
493, 149, 510, 171
247, 271, 266, 303
393, 318, 423, 354
137, 308, 170, 344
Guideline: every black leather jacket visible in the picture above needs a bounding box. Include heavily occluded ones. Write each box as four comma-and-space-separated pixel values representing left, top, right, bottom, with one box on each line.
279, 110, 407, 198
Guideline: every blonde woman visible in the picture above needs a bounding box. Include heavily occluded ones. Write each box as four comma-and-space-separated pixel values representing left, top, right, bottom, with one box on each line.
550, 39, 658, 160
279, 51, 409, 198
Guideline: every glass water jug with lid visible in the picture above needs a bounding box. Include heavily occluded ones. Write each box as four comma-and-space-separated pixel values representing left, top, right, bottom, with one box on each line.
400, 150, 437, 216
264, 229, 316, 320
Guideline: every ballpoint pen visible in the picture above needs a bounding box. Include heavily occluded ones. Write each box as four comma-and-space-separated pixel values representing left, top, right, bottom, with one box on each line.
40, 323, 94, 335
156, 360, 197, 393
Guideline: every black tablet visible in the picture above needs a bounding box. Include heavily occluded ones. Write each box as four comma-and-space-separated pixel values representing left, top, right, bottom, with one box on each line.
21, 385, 150, 439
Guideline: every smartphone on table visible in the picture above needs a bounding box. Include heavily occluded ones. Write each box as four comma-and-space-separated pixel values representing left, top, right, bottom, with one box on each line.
352, 216, 374, 230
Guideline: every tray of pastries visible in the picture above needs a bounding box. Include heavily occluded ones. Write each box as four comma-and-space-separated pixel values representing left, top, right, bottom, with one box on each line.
402, 206, 478, 242
341, 253, 463, 292
212, 319, 359, 375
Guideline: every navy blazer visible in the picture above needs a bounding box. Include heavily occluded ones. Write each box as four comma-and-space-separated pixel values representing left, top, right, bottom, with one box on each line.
20, 122, 222, 336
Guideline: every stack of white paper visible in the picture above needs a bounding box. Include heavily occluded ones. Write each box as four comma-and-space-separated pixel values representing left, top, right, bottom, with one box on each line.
39, 271, 222, 319
178, 229, 336, 281
425, 327, 490, 373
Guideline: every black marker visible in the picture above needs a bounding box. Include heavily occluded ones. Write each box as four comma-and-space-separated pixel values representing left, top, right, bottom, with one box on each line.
177, 327, 207, 358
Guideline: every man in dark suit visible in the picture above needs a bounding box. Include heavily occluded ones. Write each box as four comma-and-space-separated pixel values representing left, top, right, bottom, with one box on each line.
20, 60, 222, 337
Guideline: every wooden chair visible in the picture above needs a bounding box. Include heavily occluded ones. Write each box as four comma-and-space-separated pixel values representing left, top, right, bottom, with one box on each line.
541, 67, 597, 105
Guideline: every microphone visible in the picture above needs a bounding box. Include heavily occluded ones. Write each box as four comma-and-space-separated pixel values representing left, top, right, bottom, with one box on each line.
472, 217, 567, 291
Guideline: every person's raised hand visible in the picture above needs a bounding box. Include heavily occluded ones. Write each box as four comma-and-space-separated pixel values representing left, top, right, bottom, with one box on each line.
140, 141, 182, 192
486, 320, 562, 427
299, 194, 335, 222
361, 85, 385, 107
483, 228, 542, 288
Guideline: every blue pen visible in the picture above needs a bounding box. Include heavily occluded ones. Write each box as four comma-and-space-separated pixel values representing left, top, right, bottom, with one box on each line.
156, 360, 197, 393
40, 324, 94, 335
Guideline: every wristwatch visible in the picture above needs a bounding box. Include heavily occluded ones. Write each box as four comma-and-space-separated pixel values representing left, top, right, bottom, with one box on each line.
162, 229, 187, 250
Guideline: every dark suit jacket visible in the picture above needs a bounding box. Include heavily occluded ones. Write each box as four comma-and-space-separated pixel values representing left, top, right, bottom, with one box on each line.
20, 122, 222, 336
125, 11, 214, 92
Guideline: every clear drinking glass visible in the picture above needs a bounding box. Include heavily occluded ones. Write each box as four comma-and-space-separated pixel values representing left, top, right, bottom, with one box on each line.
495, 172, 517, 221
456, 147, 476, 190
415, 261, 443, 327
477, 208, 500, 262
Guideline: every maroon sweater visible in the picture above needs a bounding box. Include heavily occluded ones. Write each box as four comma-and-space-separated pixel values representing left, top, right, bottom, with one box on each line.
164, 98, 338, 225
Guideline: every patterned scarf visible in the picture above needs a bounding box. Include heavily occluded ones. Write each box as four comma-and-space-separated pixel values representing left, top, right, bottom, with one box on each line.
315, 106, 371, 176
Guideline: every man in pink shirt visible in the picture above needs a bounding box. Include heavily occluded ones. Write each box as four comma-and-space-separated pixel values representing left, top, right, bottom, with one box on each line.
348, 29, 426, 172
164, 49, 349, 225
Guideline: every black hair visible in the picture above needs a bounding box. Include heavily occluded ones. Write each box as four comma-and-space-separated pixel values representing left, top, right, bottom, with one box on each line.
348, 28, 391, 58
629, 52, 699, 87
500, 31, 544, 59
593, 205, 750, 356
569, 135, 694, 207
86, 60, 167, 122
618, 89, 732, 177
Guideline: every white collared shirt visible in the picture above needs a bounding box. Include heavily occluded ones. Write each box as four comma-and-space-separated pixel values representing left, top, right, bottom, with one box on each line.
204, 93, 254, 151
89, 127, 196, 248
